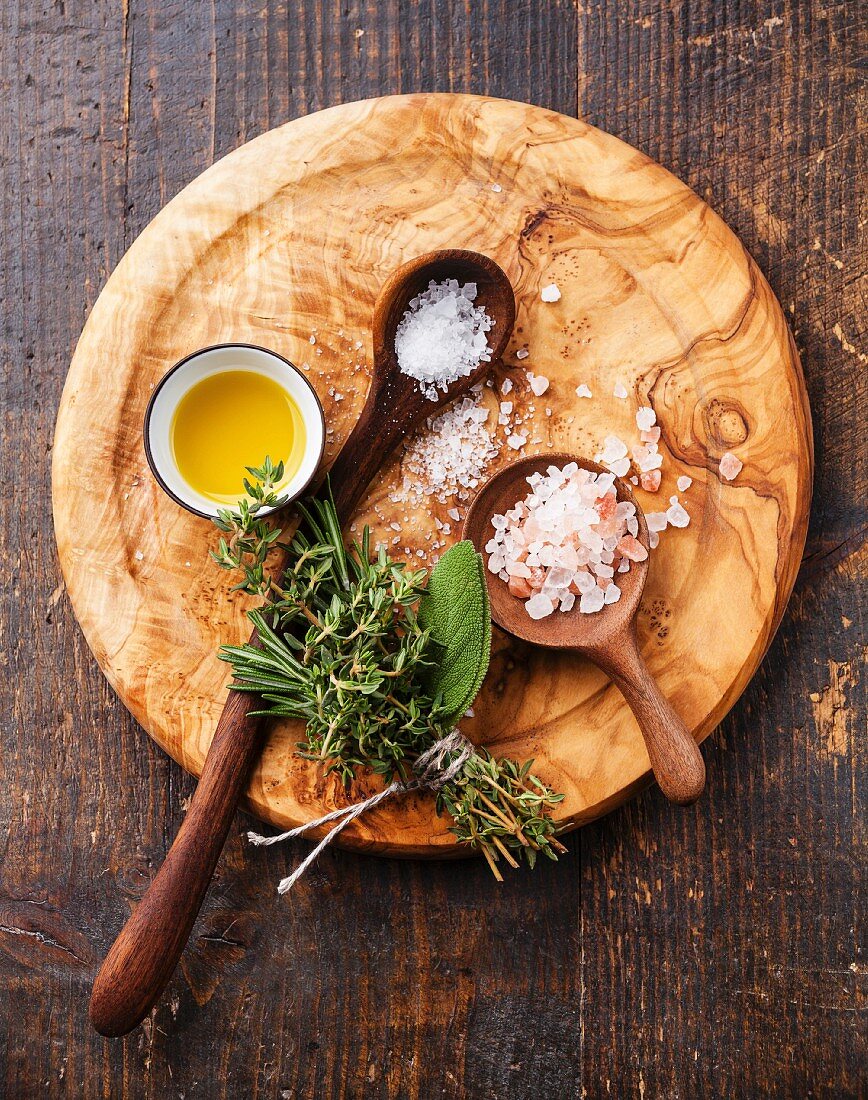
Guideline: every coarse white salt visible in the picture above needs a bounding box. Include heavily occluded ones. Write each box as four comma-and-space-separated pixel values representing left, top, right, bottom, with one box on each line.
515, 348, 529, 360
677, 475, 693, 492
575, 384, 592, 399
309, 334, 316, 345
613, 382, 628, 399
447, 507, 461, 522
636, 406, 656, 431
501, 378, 513, 394
527, 371, 549, 396
507, 433, 527, 450
486, 464, 647, 618
719, 452, 743, 481
395, 279, 494, 400
491, 183, 502, 192
134, 549, 144, 561
397, 392, 500, 506
541, 283, 561, 303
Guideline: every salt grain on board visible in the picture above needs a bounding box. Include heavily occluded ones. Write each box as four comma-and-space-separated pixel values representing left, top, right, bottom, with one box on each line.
575, 384, 592, 398
676, 475, 693, 492
540, 283, 561, 302
613, 382, 628, 399
515, 348, 529, 360
719, 452, 743, 481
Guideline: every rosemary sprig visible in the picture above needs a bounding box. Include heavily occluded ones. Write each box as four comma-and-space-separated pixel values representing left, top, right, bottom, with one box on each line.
211, 460, 566, 876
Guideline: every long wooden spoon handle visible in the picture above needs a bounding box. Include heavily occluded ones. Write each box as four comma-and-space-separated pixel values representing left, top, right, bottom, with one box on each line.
593, 628, 706, 806
89, 690, 264, 1036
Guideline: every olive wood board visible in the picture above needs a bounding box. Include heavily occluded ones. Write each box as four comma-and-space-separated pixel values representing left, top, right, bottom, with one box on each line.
52, 93, 812, 857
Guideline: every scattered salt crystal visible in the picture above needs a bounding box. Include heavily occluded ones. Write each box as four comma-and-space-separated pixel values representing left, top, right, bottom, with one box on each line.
719, 452, 743, 481
608, 457, 631, 478
447, 507, 460, 522
134, 549, 144, 561
501, 378, 513, 394
575, 384, 592, 398
613, 382, 628, 399
500, 401, 513, 415
645, 512, 668, 532
603, 583, 622, 604
507, 433, 527, 450
540, 283, 561, 303
677, 475, 693, 492
491, 182, 502, 193
309, 334, 316, 345
527, 372, 549, 396
666, 501, 691, 528
629, 475, 639, 486
636, 406, 656, 431
395, 279, 494, 399
640, 426, 661, 444
648, 530, 660, 549
640, 469, 662, 492
397, 391, 499, 506
515, 348, 529, 360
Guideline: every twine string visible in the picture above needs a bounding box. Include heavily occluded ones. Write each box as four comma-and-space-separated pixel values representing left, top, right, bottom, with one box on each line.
247, 730, 474, 894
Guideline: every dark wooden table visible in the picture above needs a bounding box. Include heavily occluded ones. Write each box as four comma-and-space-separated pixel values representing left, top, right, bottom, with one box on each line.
1, 2, 864, 1097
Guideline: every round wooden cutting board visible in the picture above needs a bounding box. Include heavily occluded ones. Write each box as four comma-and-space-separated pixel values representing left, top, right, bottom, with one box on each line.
53, 94, 812, 857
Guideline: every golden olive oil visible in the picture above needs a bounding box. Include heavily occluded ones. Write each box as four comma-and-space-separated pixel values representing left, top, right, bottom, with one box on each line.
171, 370, 306, 504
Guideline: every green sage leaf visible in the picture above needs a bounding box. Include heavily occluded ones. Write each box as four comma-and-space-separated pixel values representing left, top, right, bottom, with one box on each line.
418, 540, 491, 725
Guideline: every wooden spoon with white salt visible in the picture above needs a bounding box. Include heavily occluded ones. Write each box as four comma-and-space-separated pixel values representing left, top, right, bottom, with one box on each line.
89, 249, 516, 1037
463, 451, 706, 807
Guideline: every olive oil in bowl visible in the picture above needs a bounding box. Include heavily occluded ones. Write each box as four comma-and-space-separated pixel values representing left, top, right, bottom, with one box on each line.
171, 371, 305, 505
145, 344, 325, 519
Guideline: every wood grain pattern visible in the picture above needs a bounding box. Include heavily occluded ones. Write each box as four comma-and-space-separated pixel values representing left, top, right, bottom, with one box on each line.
1, 1, 863, 1097
53, 94, 811, 856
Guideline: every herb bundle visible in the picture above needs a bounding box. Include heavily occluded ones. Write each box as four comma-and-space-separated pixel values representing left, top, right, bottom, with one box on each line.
211, 458, 566, 878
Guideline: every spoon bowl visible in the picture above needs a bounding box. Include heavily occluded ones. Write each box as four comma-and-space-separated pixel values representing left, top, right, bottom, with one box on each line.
463, 452, 706, 807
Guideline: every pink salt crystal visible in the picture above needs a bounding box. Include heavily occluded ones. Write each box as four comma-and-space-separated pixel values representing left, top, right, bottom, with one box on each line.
640, 426, 661, 444
617, 534, 649, 562
676, 475, 693, 492
508, 575, 533, 598
603, 583, 622, 605
636, 406, 656, 431
613, 382, 628, 399
640, 469, 662, 492
528, 566, 546, 590
596, 491, 617, 520
575, 384, 592, 399
526, 593, 555, 619
719, 452, 743, 481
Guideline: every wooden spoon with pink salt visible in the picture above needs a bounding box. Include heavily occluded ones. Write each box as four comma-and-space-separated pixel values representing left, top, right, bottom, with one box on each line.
463, 452, 706, 806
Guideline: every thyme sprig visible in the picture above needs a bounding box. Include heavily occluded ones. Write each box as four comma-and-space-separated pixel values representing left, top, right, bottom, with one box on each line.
211, 460, 566, 877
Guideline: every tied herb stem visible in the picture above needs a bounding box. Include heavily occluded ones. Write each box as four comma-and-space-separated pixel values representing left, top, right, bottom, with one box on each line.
211, 458, 566, 876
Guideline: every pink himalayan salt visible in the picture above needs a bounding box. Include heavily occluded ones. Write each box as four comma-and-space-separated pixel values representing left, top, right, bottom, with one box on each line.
640, 469, 662, 492
640, 425, 661, 444
486, 464, 643, 619
719, 452, 743, 481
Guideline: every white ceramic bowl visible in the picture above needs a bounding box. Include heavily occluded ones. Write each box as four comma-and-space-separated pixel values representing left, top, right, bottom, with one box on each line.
144, 343, 326, 519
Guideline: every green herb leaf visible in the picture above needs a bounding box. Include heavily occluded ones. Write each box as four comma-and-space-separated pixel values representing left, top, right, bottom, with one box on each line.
418, 540, 491, 725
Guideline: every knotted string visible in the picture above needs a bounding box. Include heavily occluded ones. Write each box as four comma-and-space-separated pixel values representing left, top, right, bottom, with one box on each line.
247, 730, 474, 894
